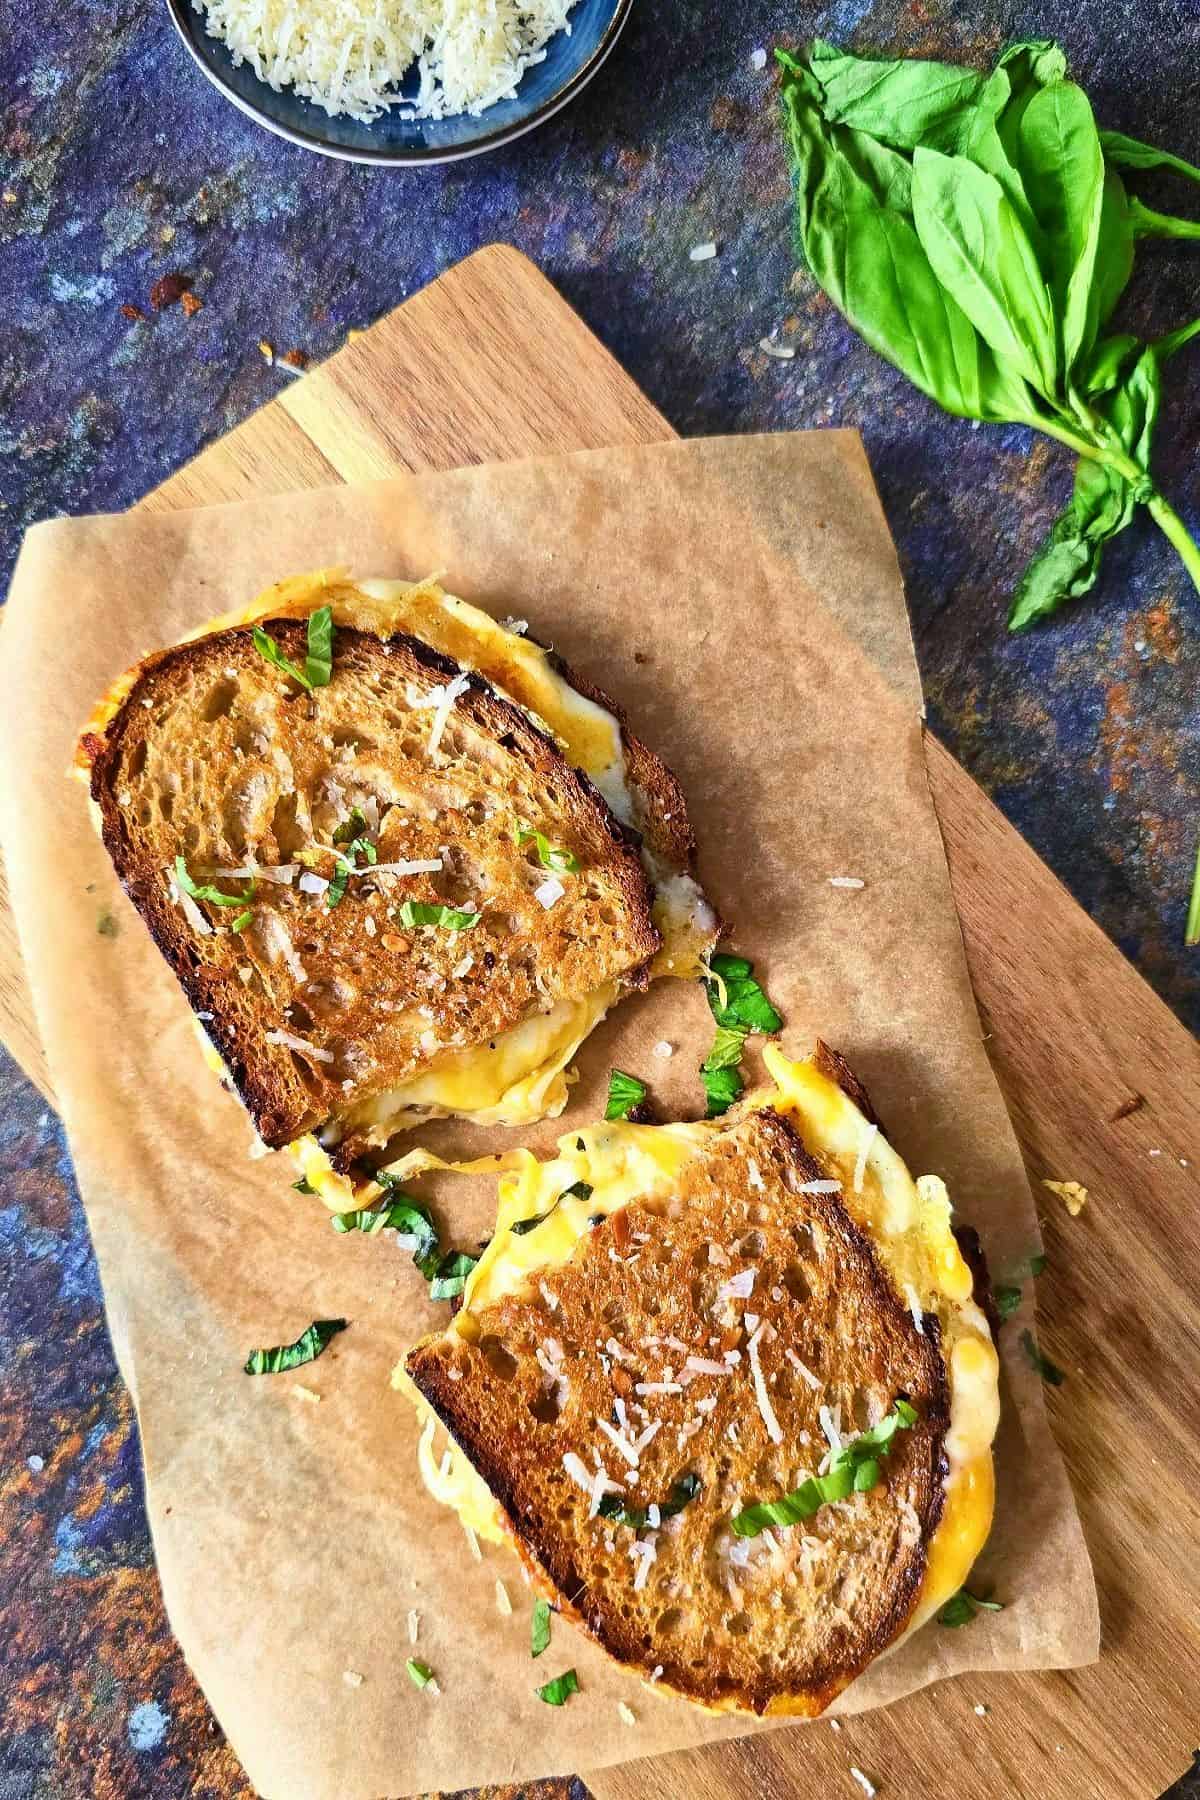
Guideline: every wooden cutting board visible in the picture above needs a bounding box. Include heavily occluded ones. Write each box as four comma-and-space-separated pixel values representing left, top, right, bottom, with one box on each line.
6, 246, 1198, 1800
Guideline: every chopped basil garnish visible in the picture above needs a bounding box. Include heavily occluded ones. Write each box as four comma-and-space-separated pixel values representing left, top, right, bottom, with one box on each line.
230, 908, 253, 933
292, 1176, 317, 1195
406, 1658, 436, 1689
304, 605, 334, 689
535, 1668, 579, 1706
175, 856, 256, 909
700, 1024, 748, 1119
511, 1180, 594, 1235
1020, 1328, 1065, 1386
327, 834, 377, 909
243, 1317, 347, 1375
938, 1588, 1005, 1628
731, 1399, 917, 1537
531, 1597, 552, 1658
605, 1069, 648, 1121
515, 825, 580, 873
97, 908, 118, 938
332, 1197, 440, 1268
251, 606, 334, 692
336, 1174, 475, 1303
599, 1472, 701, 1531
699, 953, 783, 1117
397, 900, 482, 932
428, 1249, 478, 1302
701, 952, 782, 1034
993, 1284, 1023, 1323
332, 807, 368, 845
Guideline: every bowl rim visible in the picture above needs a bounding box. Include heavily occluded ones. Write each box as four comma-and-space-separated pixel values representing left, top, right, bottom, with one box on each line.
163, 0, 634, 166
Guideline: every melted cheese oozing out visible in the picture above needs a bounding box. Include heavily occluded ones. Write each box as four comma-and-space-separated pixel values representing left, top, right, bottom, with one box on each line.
400, 1048, 1000, 1647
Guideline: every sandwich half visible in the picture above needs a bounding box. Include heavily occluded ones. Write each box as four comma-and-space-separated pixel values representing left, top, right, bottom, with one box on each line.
398, 1043, 1000, 1715
76, 571, 718, 1204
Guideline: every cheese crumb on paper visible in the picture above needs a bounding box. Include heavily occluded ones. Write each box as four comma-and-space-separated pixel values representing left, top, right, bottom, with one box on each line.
1042, 1179, 1088, 1216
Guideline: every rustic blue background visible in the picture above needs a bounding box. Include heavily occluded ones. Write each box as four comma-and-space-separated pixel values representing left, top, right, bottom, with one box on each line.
2, 0, 1198, 1793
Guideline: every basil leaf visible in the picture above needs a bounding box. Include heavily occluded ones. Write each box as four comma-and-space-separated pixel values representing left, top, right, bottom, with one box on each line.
806, 39, 990, 152
251, 623, 312, 691
1100, 129, 1200, 188
1020, 1327, 1065, 1385
993, 1284, 1023, 1322
701, 1061, 744, 1119
333, 807, 368, 845
397, 901, 482, 932
779, 66, 998, 422
304, 605, 334, 688
1027, 1251, 1047, 1277
293, 1177, 317, 1195
244, 1318, 346, 1375
332, 1197, 439, 1263
1081, 332, 1140, 397
605, 1069, 648, 1121
406, 1658, 436, 1689
939, 1587, 1005, 1626
535, 1669, 579, 1707
510, 1180, 593, 1236
911, 147, 1058, 396
1016, 82, 1105, 370
731, 1398, 917, 1537
428, 1250, 477, 1302
174, 856, 256, 909
1008, 455, 1139, 629
702, 953, 782, 1034
327, 836, 377, 910
230, 908, 253, 933
937, 1591, 977, 1627
598, 1472, 702, 1531
531, 1597, 552, 1658
515, 826, 579, 873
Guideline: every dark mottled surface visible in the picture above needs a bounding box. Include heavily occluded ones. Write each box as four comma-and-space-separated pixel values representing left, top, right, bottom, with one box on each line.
2, 0, 1200, 1793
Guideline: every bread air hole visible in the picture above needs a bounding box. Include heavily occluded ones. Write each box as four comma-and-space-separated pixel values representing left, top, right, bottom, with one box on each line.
530, 1386, 563, 1426
783, 1260, 812, 1304
479, 1336, 519, 1382
200, 677, 239, 723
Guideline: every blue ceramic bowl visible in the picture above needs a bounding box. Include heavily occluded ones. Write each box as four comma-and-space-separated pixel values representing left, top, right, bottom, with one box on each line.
165, 0, 633, 165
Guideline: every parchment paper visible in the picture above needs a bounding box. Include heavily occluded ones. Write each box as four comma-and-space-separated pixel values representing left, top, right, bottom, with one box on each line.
0, 434, 1098, 1800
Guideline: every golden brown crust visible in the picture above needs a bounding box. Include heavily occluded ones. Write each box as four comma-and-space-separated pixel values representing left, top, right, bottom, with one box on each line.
87, 621, 660, 1147
406, 1103, 950, 1716
546, 652, 697, 876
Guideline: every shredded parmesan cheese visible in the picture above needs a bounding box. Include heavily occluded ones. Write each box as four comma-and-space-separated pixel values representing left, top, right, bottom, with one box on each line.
853, 1123, 878, 1195
746, 1325, 783, 1445
595, 1417, 640, 1468
850, 1769, 878, 1799
796, 1178, 842, 1194
786, 1348, 822, 1390
194, 0, 582, 124
407, 1609, 420, 1643
828, 875, 866, 889
534, 875, 566, 909
495, 1579, 512, 1615
618, 1701, 637, 1725
265, 1028, 334, 1062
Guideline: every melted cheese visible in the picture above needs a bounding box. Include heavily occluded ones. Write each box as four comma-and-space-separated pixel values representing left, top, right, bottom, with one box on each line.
400, 1047, 1000, 1655
289, 982, 619, 1211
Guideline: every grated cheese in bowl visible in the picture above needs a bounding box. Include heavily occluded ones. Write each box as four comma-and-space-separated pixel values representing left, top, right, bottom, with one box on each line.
193, 0, 581, 124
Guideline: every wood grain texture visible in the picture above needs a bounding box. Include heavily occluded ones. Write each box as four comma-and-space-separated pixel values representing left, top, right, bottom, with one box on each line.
5, 246, 1197, 1798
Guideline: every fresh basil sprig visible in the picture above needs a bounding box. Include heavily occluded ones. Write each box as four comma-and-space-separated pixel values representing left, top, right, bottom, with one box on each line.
531, 1597, 552, 1658
243, 1318, 346, 1375
251, 605, 334, 692
776, 41, 1200, 627
730, 1398, 917, 1537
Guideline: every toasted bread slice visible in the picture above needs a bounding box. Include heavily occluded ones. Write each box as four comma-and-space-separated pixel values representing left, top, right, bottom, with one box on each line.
82, 620, 662, 1150
402, 1046, 1000, 1716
